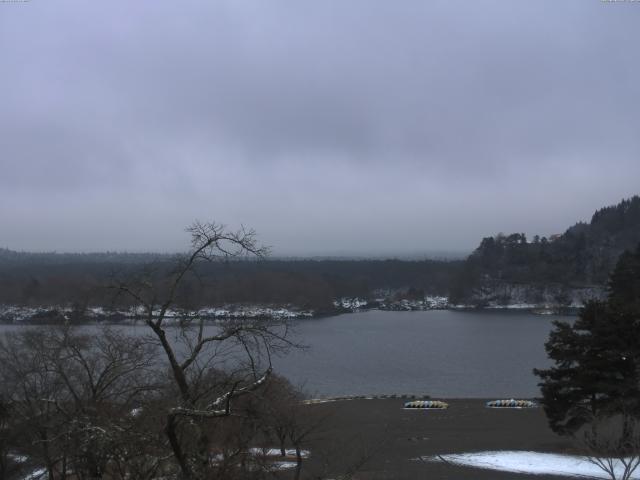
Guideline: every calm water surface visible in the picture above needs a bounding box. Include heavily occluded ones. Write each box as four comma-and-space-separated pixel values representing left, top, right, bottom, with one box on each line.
0, 310, 565, 398
274, 310, 563, 398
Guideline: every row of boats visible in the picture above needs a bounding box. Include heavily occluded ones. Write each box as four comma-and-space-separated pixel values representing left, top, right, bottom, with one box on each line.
404, 399, 537, 409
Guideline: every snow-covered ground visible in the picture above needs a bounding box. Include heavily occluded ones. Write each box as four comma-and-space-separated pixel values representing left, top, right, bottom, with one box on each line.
210, 447, 310, 472
422, 450, 640, 479
379, 296, 449, 311
458, 282, 605, 311
0, 304, 314, 323
21, 468, 46, 480
334, 297, 369, 309
335, 295, 449, 312
248, 447, 310, 458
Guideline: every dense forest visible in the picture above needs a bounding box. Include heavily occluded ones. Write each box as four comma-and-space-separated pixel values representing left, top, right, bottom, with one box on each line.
1, 196, 639, 314
450, 195, 640, 305
0, 251, 460, 313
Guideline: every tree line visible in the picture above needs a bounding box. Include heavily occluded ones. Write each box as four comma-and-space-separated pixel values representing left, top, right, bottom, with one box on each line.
0, 254, 460, 316
450, 195, 640, 303
1, 196, 639, 312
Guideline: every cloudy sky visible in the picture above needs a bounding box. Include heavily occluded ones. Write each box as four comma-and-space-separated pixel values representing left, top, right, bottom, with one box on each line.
1, 1, 639, 256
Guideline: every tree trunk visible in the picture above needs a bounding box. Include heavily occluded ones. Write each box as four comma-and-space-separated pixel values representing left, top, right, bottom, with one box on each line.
294, 446, 303, 480
279, 434, 287, 457
150, 323, 192, 403
166, 414, 192, 479
197, 428, 211, 476
622, 413, 633, 451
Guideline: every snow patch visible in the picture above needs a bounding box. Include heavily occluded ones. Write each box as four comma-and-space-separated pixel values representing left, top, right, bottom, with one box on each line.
22, 468, 46, 480
0, 303, 314, 323
249, 448, 310, 458
269, 461, 298, 470
8, 454, 29, 463
422, 450, 640, 479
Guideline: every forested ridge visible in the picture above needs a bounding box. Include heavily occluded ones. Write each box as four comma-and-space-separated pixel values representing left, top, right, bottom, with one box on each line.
451, 195, 640, 304
1, 196, 639, 311
0, 251, 460, 312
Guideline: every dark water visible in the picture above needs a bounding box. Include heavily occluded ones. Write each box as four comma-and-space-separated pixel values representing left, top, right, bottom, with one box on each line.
272, 310, 563, 398
0, 310, 565, 398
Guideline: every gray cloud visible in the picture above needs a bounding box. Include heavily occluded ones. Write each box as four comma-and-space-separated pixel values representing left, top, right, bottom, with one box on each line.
1, 0, 639, 255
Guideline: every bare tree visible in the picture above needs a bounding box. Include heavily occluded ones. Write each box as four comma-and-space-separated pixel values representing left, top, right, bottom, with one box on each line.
262, 379, 324, 480
0, 395, 22, 480
0, 325, 160, 480
584, 415, 640, 480
0, 222, 381, 480
111, 221, 297, 479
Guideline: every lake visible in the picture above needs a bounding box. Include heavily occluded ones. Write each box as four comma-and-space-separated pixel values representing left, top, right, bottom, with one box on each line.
0, 310, 565, 398
273, 310, 563, 398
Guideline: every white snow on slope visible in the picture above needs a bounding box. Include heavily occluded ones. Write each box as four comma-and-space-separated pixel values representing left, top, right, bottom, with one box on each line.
248, 448, 310, 458
422, 451, 640, 479
269, 461, 298, 470
22, 468, 46, 480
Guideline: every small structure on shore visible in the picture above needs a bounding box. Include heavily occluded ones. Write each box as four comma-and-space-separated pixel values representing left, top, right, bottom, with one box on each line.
404, 400, 449, 409
486, 399, 537, 408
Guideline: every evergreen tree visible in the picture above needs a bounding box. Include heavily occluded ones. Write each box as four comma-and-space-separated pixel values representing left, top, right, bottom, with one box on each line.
608, 244, 640, 313
534, 244, 640, 436
453, 196, 640, 300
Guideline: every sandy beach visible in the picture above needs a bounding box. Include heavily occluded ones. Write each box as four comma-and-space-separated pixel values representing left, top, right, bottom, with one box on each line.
299, 398, 576, 479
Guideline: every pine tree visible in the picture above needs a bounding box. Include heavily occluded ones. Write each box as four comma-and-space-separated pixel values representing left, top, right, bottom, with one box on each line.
534, 244, 640, 436
608, 244, 640, 314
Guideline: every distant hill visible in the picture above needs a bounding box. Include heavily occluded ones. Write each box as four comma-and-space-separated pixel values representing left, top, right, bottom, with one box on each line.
0, 248, 460, 310
0, 249, 173, 266
1, 196, 638, 311
451, 195, 640, 305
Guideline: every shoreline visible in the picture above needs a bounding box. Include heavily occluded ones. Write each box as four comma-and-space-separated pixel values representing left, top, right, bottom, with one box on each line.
302, 394, 542, 403
0, 302, 578, 325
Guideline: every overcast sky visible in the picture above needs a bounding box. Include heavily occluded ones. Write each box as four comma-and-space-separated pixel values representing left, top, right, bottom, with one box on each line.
1, 1, 639, 256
